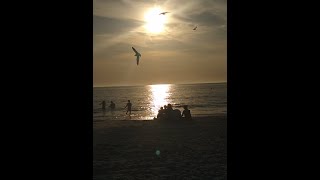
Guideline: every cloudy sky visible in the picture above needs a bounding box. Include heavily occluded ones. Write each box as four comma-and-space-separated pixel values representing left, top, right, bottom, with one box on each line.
93, 0, 226, 87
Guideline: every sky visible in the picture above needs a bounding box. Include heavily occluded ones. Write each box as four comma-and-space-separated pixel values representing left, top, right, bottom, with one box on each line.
93, 0, 226, 87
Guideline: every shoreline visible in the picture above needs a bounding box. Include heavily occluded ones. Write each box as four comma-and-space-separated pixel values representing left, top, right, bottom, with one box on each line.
93, 114, 226, 128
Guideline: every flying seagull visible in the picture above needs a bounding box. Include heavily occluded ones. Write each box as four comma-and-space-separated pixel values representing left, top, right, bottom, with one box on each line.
132, 47, 141, 65
159, 12, 170, 15
193, 26, 197, 30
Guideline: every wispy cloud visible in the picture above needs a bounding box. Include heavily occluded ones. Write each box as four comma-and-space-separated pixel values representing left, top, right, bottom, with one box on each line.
93, 16, 144, 35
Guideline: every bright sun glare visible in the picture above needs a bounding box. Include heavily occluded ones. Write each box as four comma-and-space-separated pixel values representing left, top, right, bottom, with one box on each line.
149, 84, 171, 116
144, 7, 167, 34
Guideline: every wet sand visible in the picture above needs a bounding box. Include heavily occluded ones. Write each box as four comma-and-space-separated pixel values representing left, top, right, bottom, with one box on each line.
93, 115, 227, 180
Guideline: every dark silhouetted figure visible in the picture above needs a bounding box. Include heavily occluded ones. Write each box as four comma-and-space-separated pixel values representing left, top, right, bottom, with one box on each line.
132, 47, 141, 65
157, 107, 165, 119
163, 105, 168, 112
173, 109, 182, 120
109, 101, 115, 110
159, 12, 170, 15
125, 100, 132, 115
167, 103, 182, 120
100, 100, 106, 110
182, 105, 192, 120
163, 105, 168, 120
167, 104, 175, 120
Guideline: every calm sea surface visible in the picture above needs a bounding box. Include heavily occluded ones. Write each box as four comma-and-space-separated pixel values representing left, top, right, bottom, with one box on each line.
93, 83, 226, 121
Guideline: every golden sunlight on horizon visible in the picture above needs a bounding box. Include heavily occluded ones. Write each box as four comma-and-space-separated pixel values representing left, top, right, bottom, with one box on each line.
149, 84, 171, 116
144, 7, 167, 34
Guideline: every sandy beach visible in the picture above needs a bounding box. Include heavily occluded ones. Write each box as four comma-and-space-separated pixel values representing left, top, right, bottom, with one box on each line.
93, 115, 227, 180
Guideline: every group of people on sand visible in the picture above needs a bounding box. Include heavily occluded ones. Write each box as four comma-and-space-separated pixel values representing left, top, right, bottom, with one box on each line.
99, 100, 132, 114
155, 104, 192, 120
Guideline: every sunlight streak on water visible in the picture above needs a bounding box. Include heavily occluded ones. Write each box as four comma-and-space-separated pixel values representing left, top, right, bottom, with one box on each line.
148, 84, 171, 117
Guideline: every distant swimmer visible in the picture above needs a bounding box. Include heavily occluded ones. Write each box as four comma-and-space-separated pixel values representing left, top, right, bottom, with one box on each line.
125, 100, 132, 115
132, 47, 141, 65
99, 100, 106, 110
159, 12, 170, 15
109, 101, 115, 110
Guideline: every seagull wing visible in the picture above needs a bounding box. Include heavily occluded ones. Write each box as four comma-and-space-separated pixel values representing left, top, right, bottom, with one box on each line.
136, 56, 140, 65
132, 47, 139, 55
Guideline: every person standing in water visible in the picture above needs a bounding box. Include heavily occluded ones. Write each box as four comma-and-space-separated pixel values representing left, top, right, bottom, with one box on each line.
109, 101, 115, 110
125, 100, 132, 115
99, 100, 106, 110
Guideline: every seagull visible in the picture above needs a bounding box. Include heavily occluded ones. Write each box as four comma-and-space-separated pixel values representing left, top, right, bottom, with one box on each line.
132, 47, 141, 65
159, 12, 170, 15
193, 26, 197, 30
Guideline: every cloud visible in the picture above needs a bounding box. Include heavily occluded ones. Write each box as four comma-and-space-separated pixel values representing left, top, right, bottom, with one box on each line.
190, 11, 226, 26
171, 11, 225, 27
93, 15, 144, 35
93, 0, 227, 86
94, 0, 156, 19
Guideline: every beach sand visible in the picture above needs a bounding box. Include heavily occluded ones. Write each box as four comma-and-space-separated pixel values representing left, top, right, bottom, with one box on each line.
93, 115, 227, 180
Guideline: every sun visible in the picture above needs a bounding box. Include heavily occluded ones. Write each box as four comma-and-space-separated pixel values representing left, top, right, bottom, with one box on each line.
144, 7, 167, 34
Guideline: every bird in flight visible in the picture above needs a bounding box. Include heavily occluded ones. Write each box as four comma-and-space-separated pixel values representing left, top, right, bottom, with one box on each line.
159, 12, 170, 15
193, 26, 197, 30
132, 47, 141, 65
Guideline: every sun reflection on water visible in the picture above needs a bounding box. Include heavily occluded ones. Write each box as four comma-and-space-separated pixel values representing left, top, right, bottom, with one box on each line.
148, 84, 171, 117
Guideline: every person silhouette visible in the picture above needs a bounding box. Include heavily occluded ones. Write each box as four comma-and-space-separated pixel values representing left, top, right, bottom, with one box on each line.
157, 107, 165, 119
125, 100, 132, 115
167, 104, 174, 120
163, 105, 170, 120
99, 100, 106, 110
109, 101, 115, 110
182, 105, 192, 120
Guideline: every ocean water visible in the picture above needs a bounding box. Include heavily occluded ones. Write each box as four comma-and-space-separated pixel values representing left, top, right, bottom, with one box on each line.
93, 83, 226, 121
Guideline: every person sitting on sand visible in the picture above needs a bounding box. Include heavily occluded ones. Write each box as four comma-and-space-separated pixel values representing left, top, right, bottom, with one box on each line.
125, 100, 132, 115
166, 104, 181, 120
163, 105, 168, 120
173, 109, 182, 120
182, 105, 192, 120
99, 100, 106, 110
167, 104, 175, 120
157, 107, 165, 119
109, 101, 115, 110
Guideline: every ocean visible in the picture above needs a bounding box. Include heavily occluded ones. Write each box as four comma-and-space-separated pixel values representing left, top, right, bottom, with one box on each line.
93, 82, 226, 122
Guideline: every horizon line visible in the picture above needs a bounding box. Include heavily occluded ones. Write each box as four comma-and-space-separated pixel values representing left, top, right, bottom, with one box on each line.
93, 81, 227, 88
